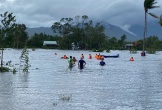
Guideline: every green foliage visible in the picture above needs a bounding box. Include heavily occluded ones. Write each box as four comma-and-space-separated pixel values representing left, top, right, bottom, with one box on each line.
146, 48, 156, 54
27, 33, 60, 48
92, 48, 104, 52
107, 37, 118, 50
0, 12, 28, 49
12, 68, 17, 74
146, 36, 161, 49
0, 12, 17, 69
0, 66, 10, 72
118, 35, 127, 50
12, 24, 28, 48
143, 0, 159, 51
106, 49, 110, 53
130, 50, 137, 54
0, 12, 161, 51
20, 46, 30, 73
51, 15, 107, 50
3, 60, 18, 73
159, 20, 162, 26
0, 11, 16, 47
130, 47, 137, 54
144, 0, 159, 12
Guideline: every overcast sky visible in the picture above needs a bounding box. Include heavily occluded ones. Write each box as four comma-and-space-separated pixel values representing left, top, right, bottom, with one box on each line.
0, 0, 162, 31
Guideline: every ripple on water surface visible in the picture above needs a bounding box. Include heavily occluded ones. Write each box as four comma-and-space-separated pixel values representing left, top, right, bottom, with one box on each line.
1, 49, 162, 110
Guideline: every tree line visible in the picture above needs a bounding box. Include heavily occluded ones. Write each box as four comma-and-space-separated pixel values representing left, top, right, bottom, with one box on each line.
0, 12, 162, 51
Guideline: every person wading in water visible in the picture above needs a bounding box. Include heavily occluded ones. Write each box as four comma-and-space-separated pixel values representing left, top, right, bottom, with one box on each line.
78, 57, 86, 69
68, 56, 73, 68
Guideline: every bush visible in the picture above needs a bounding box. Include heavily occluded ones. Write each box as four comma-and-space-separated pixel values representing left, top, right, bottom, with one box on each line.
106, 49, 110, 53
130, 50, 137, 54
92, 48, 104, 52
146, 48, 156, 54
0, 67, 10, 72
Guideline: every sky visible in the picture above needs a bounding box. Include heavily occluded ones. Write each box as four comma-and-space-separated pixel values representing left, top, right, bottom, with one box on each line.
0, 0, 162, 32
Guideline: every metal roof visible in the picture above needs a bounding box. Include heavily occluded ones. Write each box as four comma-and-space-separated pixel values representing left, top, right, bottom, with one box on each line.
43, 41, 57, 45
125, 44, 133, 46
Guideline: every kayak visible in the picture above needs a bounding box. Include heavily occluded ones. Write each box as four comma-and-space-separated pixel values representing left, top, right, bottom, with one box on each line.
101, 54, 119, 58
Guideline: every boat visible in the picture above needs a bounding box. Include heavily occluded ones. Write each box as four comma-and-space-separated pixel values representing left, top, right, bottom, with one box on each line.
101, 54, 119, 58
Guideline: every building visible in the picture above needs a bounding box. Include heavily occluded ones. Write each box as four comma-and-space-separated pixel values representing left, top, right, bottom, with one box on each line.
43, 41, 58, 48
125, 44, 133, 50
71, 42, 78, 50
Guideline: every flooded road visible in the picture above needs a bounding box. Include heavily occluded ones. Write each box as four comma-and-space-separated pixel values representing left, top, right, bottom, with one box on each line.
0, 49, 162, 110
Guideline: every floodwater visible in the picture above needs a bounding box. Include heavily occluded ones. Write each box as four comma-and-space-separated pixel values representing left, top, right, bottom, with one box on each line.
1, 49, 162, 110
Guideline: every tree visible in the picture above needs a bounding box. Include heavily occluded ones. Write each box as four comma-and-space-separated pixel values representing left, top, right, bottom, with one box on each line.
0, 11, 16, 67
108, 37, 118, 50
143, 0, 159, 54
51, 18, 73, 37
118, 34, 127, 50
159, 14, 162, 26
27, 33, 60, 48
81, 15, 88, 47
51, 22, 62, 36
13, 24, 28, 48
51, 15, 107, 50
146, 36, 161, 49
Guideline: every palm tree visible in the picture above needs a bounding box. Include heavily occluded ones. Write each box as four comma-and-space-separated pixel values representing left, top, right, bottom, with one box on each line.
159, 14, 162, 26
143, 0, 159, 56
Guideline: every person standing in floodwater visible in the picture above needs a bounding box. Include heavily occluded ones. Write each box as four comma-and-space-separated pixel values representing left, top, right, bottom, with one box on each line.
72, 57, 77, 63
100, 58, 106, 66
68, 56, 73, 68
78, 57, 86, 69
81, 54, 84, 59
89, 54, 92, 59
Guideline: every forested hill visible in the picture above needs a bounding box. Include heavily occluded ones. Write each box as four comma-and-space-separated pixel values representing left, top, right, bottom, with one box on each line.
26, 27, 55, 36
26, 21, 161, 41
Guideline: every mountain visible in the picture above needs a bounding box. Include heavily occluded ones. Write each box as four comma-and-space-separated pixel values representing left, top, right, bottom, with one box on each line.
100, 21, 139, 41
26, 27, 55, 36
26, 22, 145, 41
129, 22, 162, 40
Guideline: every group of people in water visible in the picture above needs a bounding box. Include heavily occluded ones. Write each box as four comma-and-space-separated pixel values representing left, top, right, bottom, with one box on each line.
59, 53, 135, 69
67, 55, 86, 69
60, 53, 106, 69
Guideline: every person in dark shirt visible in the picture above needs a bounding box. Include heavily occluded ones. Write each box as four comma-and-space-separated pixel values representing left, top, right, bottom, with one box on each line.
100, 59, 106, 66
78, 57, 86, 69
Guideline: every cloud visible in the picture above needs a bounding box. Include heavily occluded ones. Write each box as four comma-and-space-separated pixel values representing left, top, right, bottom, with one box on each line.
0, 0, 162, 29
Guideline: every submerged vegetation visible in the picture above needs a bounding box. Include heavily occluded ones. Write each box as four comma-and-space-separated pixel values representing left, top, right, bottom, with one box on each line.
20, 46, 30, 73
0, 47, 30, 73
0, 66, 9, 72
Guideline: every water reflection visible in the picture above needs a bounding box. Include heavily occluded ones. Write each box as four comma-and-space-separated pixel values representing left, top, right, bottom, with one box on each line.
0, 49, 162, 110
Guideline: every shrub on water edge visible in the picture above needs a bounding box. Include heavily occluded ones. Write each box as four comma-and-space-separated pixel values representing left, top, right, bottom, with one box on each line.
20, 46, 30, 73
146, 48, 156, 54
12, 68, 17, 74
0, 67, 10, 72
59, 94, 72, 101
106, 49, 110, 53
92, 48, 104, 52
130, 47, 137, 54
130, 50, 137, 54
